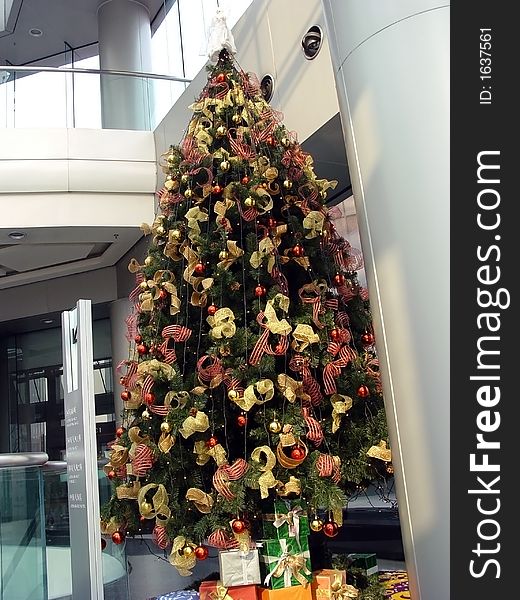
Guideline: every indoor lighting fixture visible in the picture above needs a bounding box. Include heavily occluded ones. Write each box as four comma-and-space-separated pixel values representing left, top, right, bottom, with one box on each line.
8, 231, 25, 240
29, 28, 43, 37
42, 319, 54, 325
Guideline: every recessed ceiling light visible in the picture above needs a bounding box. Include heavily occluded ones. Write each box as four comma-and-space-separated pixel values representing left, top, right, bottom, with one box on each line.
29, 28, 43, 37
42, 319, 54, 325
8, 231, 25, 240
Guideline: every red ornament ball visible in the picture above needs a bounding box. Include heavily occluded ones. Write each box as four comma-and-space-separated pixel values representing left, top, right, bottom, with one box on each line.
107, 470, 116, 480
120, 390, 131, 402
330, 329, 340, 342
137, 344, 147, 355
134, 334, 142, 343
255, 285, 266, 297
111, 531, 125, 545
268, 217, 277, 228
292, 244, 304, 257
357, 385, 370, 398
237, 414, 248, 427
290, 446, 306, 460
216, 73, 227, 83
361, 332, 375, 346
241, 176, 250, 185
101, 538, 107, 550
159, 289, 168, 300
116, 426, 126, 438
333, 273, 345, 286
207, 304, 218, 316
323, 521, 339, 538
206, 436, 218, 448
195, 545, 209, 560
194, 262, 205, 275
212, 184, 223, 195
231, 518, 247, 534
266, 135, 276, 146
144, 392, 155, 405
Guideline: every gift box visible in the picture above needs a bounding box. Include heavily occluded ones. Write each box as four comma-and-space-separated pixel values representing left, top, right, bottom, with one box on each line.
262, 499, 310, 541
347, 553, 378, 576
148, 591, 199, 600
259, 583, 312, 600
258, 536, 312, 589
199, 580, 258, 600
311, 569, 359, 600
218, 548, 262, 587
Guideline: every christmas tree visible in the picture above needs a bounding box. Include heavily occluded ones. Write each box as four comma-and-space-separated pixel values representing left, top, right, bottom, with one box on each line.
101, 43, 390, 573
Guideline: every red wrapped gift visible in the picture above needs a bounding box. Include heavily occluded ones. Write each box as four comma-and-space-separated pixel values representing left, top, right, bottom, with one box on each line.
199, 580, 258, 600
259, 584, 312, 600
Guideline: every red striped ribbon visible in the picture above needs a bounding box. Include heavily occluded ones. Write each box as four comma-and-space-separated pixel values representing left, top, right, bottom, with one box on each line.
317, 453, 341, 482
289, 355, 323, 406
299, 283, 325, 330
132, 444, 153, 477
159, 325, 192, 364
228, 129, 256, 160
249, 311, 289, 366
213, 459, 249, 500
323, 346, 357, 395
197, 355, 224, 383
302, 407, 323, 446
148, 404, 169, 417
153, 525, 169, 550
129, 273, 145, 303
327, 329, 351, 356
116, 360, 138, 390
207, 529, 239, 549
141, 375, 155, 402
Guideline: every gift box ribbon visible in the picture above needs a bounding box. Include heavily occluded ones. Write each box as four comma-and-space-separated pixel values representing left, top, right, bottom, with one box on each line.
263, 538, 311, 587
209, 583, 233, 600
316, 584, 358, 600
264, 506, 304, 547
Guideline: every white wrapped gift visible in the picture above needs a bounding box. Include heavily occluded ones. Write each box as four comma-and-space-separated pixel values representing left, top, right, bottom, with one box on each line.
218, 548, 261, 587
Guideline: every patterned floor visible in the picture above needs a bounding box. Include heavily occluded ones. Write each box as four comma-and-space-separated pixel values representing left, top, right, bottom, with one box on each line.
380, 571, 410, 599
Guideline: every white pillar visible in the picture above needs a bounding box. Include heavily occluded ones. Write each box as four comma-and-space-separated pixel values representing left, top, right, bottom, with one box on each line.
109, 298, 132, 426
97, 0, 153, 130
320, 2, 449, 599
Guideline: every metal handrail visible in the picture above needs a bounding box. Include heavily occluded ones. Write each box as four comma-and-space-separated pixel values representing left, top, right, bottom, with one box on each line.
0, 452, 49, 468
0, 64, 192, 83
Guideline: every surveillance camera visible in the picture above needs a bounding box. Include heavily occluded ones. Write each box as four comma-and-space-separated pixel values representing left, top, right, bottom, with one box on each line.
302, 26, 323, 60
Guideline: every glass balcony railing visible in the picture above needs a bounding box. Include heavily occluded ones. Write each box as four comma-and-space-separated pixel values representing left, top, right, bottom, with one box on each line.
0, 66, 191, 131
0, 453, 48, 600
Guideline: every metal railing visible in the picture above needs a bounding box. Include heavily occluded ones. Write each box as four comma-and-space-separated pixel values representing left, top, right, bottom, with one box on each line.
0, 65, 193, 130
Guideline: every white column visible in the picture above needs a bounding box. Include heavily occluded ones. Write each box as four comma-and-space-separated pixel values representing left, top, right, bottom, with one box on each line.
109, 298, 132, 426
320, 2, 449, 599
97, 0, 153, 130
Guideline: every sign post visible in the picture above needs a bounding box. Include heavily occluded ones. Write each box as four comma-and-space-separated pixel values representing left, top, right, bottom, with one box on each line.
62, 299, 104, 599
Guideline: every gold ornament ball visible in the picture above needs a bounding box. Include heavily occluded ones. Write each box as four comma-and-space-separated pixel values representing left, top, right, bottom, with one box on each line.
269, 420, 282, 434
167, 154, 176, 165
161, 421, 171, 433
310, 517, 324, 532
140, 501, 153, 514
219, 250, 229, 260
244, 196, 255, 208
220, 160, 230, 172
283, 179, 293, 190
232, 114, 242, 124
164, 179, 175, 190
144, 256, 153, 266
156, 226, 166, 236
281, 137, 291, 148
184, 188, 193, 199
140, 281, 148, 290
228, 390, 239, 401
181, 174, 189, 183
216, 125, 227, 137
182, 545, 194, 557
171, 229, 182, 240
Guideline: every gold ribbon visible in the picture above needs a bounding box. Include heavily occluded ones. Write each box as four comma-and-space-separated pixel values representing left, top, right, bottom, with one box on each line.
214, 197, 235, 231
182, 244, 214, 307
184, 206, 209, 241
217, 240, 244, 270
250, 235, 276, 274
179, 410, 210, 439
331, 394, 353, 433
231, 379, 274, 412
263, 294, 292, 335
208, 583, 233, 600
169, 536, 197, 576
277, 374, 311, 404
137, 483, 170, 520
268, 551, 311, 587
185, 488, 214, 513
251, 445, 278, 499
139, 270, 180, 315
276, 476, 301, 497
164, 232, 184, 263
291, 324, 320, 351
303, 211, 325, 239
367, 440, 392, 462
193, 439, 228, 466
136, 358, 175, 382
158, 432, 175, 453
106, 444, 129, 468
100, 517, 122, 535
207, 307, 236, 339
279, 248, 310, 270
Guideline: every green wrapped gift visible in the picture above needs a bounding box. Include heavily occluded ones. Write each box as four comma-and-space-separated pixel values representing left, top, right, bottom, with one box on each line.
258, 536, 312, 589
262, 499, 310, 541
347, 553, 378, 576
